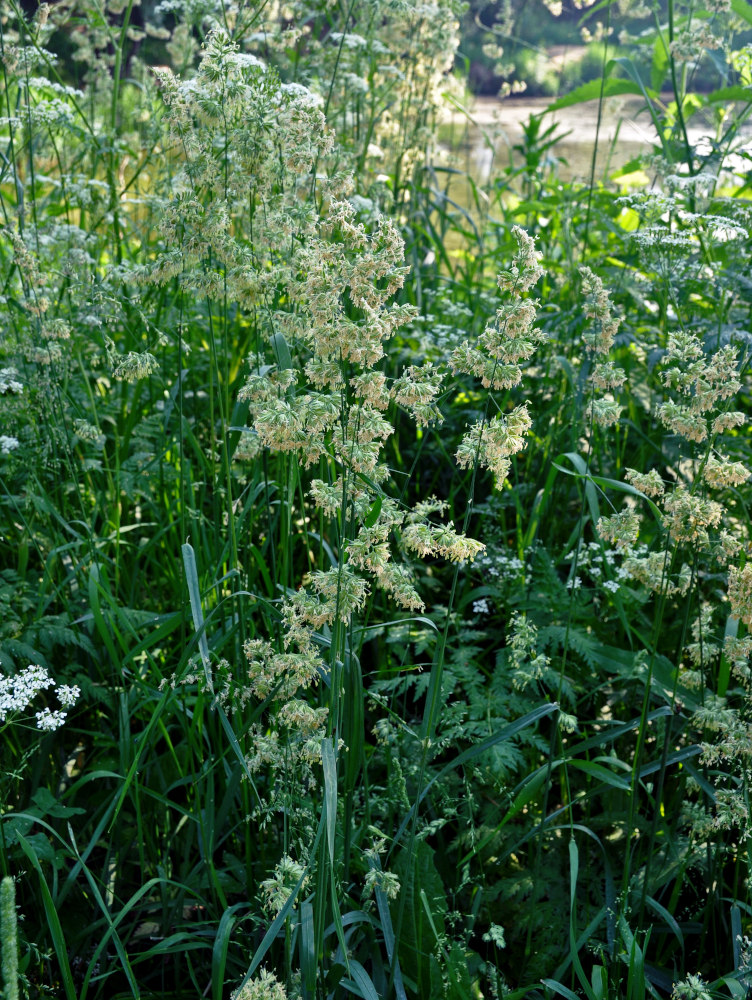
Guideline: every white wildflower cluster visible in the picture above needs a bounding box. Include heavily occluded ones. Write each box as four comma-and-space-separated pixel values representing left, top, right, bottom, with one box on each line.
723, 633, 752, 687
580, 267, 620, 356
563, 540, 626, 596
111, 351, 160, 383
364, 867, 401, 900
703, 454, 749, 489
662, 488, 723, 545
0, 664, 80, 731
624, 188, 748, 275
473, 548, 527, 583
150, 31, 436, 485
0, 436, 20, 455
455, 404, 532, 486
329, 491, 482, 615
692, 693, 739, 735
585, 521, 693, 598
634, 328, 750, 558
624, 468, 665, 498
0, 368, 23, 394
621, 547, 691, 597
363, 839, 401, 901
145, 16, 484, 912
482, 924, 507, 949
596, 509, 641, 551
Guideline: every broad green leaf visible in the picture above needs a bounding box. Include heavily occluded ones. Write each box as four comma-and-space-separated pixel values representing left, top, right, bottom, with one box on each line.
552, 457, 663, 523
651, 35, 670, 93
364, 495, 383, 528
639, 745, 701, 778
724, 979, 748, 999
299, 902, 316, 999
181, 542, 212, 687
374, 884, 408, 1000
569, 838, 598, 1000
16, 833, 77, 1000
731, 0, 752, 26
569, 759, 631, 790
322, 737, 337, 863
344, 960, 380, 1000
542, 980, 582, 1000
705, 86, 752, 103
732, 903, 743, 970
545, 78, 651, 114
271, 331, 293, 369
212, 904, 247, 1000
644, 895, 683, 950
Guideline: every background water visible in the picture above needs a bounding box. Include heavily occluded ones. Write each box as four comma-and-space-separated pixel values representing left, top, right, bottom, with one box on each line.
439, 94, 752, 186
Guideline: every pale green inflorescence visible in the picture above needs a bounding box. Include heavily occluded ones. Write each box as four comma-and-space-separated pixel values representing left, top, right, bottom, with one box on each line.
580, 265, 624, 429
231, 968, 288, 1000
0, 877, 19, 1000
142, 24, 488, 924
451, 225, 545, 487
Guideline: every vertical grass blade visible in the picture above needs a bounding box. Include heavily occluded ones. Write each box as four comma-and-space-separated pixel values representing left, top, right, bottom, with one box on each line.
15, 834, 77, 1000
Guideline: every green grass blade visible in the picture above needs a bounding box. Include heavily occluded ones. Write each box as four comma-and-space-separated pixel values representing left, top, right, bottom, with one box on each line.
342, 959, 380, 1000
568, 838, 597, 1000
299, 900, 316, 999
389, 704, 558, 855
15, 833, 77, 1000
212, 904, 247, 1000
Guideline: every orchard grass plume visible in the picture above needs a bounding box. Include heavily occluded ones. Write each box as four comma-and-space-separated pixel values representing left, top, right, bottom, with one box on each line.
1, 0, 752, 996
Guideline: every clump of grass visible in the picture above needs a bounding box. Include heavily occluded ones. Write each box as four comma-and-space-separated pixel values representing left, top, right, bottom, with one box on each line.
1, 0, 752, 996
1, 877, 19, 1000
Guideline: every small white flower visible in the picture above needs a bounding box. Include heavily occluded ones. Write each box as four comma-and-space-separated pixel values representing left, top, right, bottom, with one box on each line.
35, 708, 67, 731
279, 82, 323, 107
603, 580, 620, 593
0, 436, 19, 455
567, 576, 582, 590
0, 368, 23, 394
57, 684, 81, 708
0, 664, 55, 722
473, 598, 490, 614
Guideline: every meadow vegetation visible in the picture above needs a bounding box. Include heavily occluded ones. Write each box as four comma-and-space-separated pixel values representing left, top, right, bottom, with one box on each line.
1, 0, 752, 996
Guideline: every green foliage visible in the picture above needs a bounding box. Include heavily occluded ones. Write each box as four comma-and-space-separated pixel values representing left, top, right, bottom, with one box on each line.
2, 0, 752, 997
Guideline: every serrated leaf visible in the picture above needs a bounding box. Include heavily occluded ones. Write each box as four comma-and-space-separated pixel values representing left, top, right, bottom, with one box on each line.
705, 85, 752, 103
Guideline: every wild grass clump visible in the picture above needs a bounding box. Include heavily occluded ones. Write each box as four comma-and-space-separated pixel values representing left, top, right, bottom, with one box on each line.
1, 0, 752, 997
